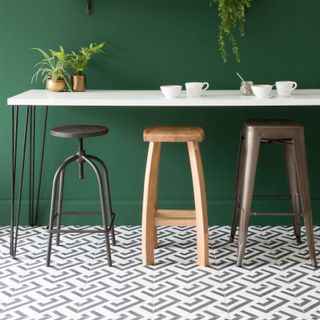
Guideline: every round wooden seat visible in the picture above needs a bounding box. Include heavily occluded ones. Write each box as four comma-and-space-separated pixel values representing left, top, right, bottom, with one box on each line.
143, 126, 204, 142
51, 125, 108, 138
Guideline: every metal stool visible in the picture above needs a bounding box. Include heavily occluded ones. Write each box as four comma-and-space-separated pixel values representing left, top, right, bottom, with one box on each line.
47, 125, 116, 267
230, 120, 317, 267
142, 126, 209, 267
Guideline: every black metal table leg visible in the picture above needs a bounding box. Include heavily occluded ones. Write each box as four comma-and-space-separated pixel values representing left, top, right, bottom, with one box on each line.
11, 106, 30, 257
10, 105, 48, 258
10, 107, 18, 256
35, 106, 48, 225
29, 106, 34, 225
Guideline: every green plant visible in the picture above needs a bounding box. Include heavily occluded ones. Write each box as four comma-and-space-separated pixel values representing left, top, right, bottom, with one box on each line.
69, 42, 105, 75
31, 46, 71, 90
211, 0, 252, 63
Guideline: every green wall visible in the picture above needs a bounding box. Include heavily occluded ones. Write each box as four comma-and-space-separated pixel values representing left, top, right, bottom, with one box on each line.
1, 0, 320, 226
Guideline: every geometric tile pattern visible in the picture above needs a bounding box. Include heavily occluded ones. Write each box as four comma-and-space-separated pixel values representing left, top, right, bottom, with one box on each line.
0, 225, 319, 319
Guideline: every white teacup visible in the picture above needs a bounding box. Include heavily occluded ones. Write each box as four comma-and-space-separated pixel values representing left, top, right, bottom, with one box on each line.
251, 84, 273, 98
185, 82, 209, 98
276, 81, 297, 97
160, 85, 182, 99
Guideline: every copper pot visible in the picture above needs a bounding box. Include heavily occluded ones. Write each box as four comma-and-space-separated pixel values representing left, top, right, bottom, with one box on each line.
72, 74, 86, 92
46, 79, 66, 92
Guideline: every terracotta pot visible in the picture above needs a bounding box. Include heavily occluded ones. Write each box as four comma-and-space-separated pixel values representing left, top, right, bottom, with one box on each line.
72, 74, 86, 92
46, 79, 66, 92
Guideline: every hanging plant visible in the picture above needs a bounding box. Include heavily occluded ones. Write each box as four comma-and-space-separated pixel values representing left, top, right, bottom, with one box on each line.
211, 0, 252, 63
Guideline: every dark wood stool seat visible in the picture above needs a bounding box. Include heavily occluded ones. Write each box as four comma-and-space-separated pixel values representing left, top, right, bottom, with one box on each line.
51, 125, 108, 138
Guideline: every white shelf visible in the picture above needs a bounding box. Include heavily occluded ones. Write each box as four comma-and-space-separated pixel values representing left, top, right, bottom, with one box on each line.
7, 89, 320, 107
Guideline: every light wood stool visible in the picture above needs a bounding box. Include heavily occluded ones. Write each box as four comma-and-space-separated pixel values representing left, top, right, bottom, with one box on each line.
142, 126, 209, 267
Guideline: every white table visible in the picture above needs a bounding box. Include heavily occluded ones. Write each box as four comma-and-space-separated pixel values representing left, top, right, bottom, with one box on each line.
8, 89, 320, 107
7, 89, 320, 257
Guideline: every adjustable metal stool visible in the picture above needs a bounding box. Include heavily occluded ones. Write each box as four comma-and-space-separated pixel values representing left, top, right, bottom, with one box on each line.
230, 120, 317, 267
46, 125, 116, 267
142, 126, 209, 267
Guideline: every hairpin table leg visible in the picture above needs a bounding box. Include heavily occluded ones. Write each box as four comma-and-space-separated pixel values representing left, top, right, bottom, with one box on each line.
86, 0, 93, 14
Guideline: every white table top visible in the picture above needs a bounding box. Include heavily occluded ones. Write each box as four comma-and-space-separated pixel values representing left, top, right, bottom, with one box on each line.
7, 89, 320, 107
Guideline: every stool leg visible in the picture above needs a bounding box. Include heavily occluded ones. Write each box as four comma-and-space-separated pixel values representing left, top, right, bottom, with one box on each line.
230, 136, 246, 243
237, 132, 260, 267
292, 133, 317, 267
47, 155, 78, 267
86, 154, 116, 246
46, 155, 78, 267
142, 142, 161, 265
154, 226, 158, 249
187, 141, 209, 267
56, 169, 65, 246
83, 156, 112, 266
284, 143, 302, 244
47, 179, 58, 267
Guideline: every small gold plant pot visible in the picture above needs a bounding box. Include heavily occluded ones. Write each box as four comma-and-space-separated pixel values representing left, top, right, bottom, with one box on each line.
72, 74, 86, 92
46, 79, 66, 92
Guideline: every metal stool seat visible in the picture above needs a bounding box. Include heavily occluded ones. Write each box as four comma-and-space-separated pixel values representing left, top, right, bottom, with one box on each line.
231, 120, 317, 267
51, 125, 108, 138
47, 125, 116, 267
142, 126, 209, 267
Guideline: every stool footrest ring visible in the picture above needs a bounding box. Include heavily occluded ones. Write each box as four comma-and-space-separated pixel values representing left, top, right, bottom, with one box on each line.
49, 228, 111, 234
251, 211, 302, 217
56, 211, 104, 216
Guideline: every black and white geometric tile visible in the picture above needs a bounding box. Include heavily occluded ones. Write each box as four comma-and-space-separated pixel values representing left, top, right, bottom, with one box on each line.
0, 225, 319, 319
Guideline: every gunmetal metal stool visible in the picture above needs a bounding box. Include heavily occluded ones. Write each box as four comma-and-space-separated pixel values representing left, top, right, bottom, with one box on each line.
230, 120, 317, 267
142, 126, 209, 267
46, 125, 116, 267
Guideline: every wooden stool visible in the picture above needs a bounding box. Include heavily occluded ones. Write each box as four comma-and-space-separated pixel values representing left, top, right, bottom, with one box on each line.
231, 120, 317, 267
142, 126, 209, 267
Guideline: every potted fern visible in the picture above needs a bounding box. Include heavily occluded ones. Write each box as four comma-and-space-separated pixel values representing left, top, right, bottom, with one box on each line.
32, 46, 70, 92
69, 42, 105, 92
211, 0, 252, 62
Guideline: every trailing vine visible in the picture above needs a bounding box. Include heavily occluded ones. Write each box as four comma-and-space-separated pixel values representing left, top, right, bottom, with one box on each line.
211, 0, 252, 62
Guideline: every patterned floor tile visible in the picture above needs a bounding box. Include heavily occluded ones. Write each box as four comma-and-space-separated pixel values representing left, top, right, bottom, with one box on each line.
151, 226, 229, 319
225, 279, 307, 320
0, 225, 319, 319
0, 227, 101, 319
76, 226, 154, 320
154, 263, 228, 319
260, 226, 308, 320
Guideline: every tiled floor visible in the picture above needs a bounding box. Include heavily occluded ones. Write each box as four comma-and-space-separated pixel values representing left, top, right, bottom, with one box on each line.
0, 225, 319, 320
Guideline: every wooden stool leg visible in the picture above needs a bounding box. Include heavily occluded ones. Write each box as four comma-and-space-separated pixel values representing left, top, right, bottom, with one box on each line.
187, 141, 209, 267
142, 142, 161, 265
284, 143, 302, 244
230, 135, 246, 243
237, 132, 260, 267
292, 133, 317, 267
154, 226, 158, 249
